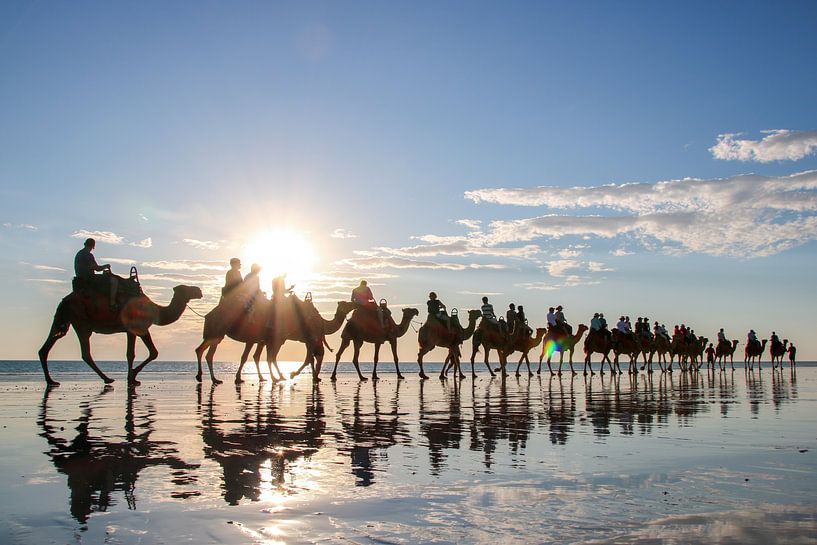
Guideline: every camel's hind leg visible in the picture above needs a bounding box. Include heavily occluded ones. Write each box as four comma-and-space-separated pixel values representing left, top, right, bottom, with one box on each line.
38, 322, 68, 386
390, 340, 404, 379
130, 332, 160, 385
234, 342, 254, 383
76, 329, 114, 384
330, 336, 352, 381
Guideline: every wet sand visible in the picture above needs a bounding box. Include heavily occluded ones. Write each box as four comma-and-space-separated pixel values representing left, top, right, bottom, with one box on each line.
1, 363, 815, 544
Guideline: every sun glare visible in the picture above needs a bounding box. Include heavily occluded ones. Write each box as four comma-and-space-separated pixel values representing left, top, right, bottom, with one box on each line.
242, 229, 317, 294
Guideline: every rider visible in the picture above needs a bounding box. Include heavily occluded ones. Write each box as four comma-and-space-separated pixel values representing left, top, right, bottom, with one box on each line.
555, 305, 572, 335
481, 297, 497, 322
747, 329, 758, 346
222, 258, 243, 298
770, 331, 780, 347
717, 328, 727, 346
506, 303, 518, 334
74, 238, 117, 310
516, 305, 532, 336
352, 280, 383, 327
590, 313, 602, 332
546, 307, 557, 329
427, 292, 450, 331
243, 264, 264, 319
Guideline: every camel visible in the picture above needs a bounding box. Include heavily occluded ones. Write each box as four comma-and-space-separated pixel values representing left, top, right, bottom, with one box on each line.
469, 319, 525, 377
770, 339, 788, 369
669, 335, 701, 372
38, 284, 203, 386
649, 334, 672, 373
537, 324, 589, 375
611, 330, 642, 374
329, 307, 419, 381
744, 338, 767, 370
514, 328, 548, 376
195, 297, 355, 384
418, 310, 482, 379
274, 299, 357, 380
715, 339, 739, 370
583, 330, 614, 375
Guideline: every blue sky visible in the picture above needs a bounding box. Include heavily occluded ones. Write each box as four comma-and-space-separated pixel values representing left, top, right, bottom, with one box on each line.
2, 1, 816, 363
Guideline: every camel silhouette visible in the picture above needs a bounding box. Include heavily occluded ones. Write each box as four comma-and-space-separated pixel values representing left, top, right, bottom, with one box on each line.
38, 285, 202, 385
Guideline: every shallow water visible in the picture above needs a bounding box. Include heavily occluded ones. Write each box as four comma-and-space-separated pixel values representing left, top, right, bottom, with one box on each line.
1, 363, 815, 544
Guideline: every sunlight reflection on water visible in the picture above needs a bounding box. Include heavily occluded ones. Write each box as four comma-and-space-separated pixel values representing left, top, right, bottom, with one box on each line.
0, 366, 815, 544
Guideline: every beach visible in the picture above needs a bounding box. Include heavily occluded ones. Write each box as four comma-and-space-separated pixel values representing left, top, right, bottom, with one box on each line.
1, 361, 815, 544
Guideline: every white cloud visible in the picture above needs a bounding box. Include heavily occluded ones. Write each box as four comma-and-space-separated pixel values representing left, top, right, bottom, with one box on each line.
3, 223, 37, 231
465, 170, 817, 258
129, 237, 152, 248
610, 248, 634, 257
336, 256, 506, 271
141, 260, 225, 271
25, 278, 67, 284
330, 228, 358, 239
182, 238, 221, 250
33, 265, 66, 272
456, 219, 482, 231
102, 257, 138, 266
710, 130, 817, 162
72, 230, 124, 245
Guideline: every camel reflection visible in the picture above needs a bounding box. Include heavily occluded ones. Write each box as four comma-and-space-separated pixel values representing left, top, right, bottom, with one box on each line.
37, 386, 197, 526
334, 380, 409, 486
198, 382, 325, 504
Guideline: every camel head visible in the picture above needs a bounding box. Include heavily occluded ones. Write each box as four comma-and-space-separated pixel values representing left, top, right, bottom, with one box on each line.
466, 309, 482, 322
337, 301, 357, 315
173, 285, 203, 301
402, 307, 420, 319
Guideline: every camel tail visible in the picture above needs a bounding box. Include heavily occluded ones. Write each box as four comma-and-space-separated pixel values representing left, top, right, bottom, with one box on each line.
51, 297, 72, 339
323, 336, 334, 353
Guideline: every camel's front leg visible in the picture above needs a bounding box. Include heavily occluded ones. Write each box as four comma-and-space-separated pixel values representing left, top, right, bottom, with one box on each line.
194, 339, 210, 382
235, 342, 254, 383
390, 339, 404, 379
265, 340, 286, 381
372, 343, 382, 380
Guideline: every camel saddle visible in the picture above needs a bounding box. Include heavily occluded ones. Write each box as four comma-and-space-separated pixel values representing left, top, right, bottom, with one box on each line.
72, 268, 143, 301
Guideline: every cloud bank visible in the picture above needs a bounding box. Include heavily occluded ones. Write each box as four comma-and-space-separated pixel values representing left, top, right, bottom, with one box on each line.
710, 130, 817, 162
465, 170, 817, 258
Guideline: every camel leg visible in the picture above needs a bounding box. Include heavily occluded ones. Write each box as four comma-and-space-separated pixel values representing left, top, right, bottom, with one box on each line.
265, 341, 286, 381
351, 340, 368, 381
456, 347, 466, 379
203, 341, 223, 384
330, 336, 352, 381
417, 347, 431, 380
194, 339, 210, 382
515, 354, 524, 377
38, 329, 64, 386
372, 342, 381, 380
484, 349, 496, 377
391, 340, 404, 379
252, 344, 266, 381
568, 350, 576, 376
76, 329, 114, 384
131, 332, 160, 384
235, 343, 253, 383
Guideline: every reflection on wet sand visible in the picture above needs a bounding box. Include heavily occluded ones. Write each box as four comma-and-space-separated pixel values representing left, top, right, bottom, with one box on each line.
198, 382, 324, 505
37, 385, 198, 526
26, 366, 811, 543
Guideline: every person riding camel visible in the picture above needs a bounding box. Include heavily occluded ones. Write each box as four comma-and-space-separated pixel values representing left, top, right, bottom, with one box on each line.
242, 264, 264, 320
351, 280, 384, 328
506, 303, 518, 334
555, 305, 572, 335
546, 307, 557, 330
747, 329, 758, 348
481, 297, 497, 322
222, 257, 242, 299
74, 238, 117, 310
272, 274, 294, 301
516, 305, 532, 336
427, 292, 450, 331
617, 316, 628, 334
590, 313, 601, 332
770, 331, 780, 347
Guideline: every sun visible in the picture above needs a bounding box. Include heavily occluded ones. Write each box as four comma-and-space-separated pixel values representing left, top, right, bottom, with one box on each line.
241, 229, 317, 295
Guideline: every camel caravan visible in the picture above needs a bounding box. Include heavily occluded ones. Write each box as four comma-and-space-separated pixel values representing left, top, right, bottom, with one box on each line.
38, 243, 798, 386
